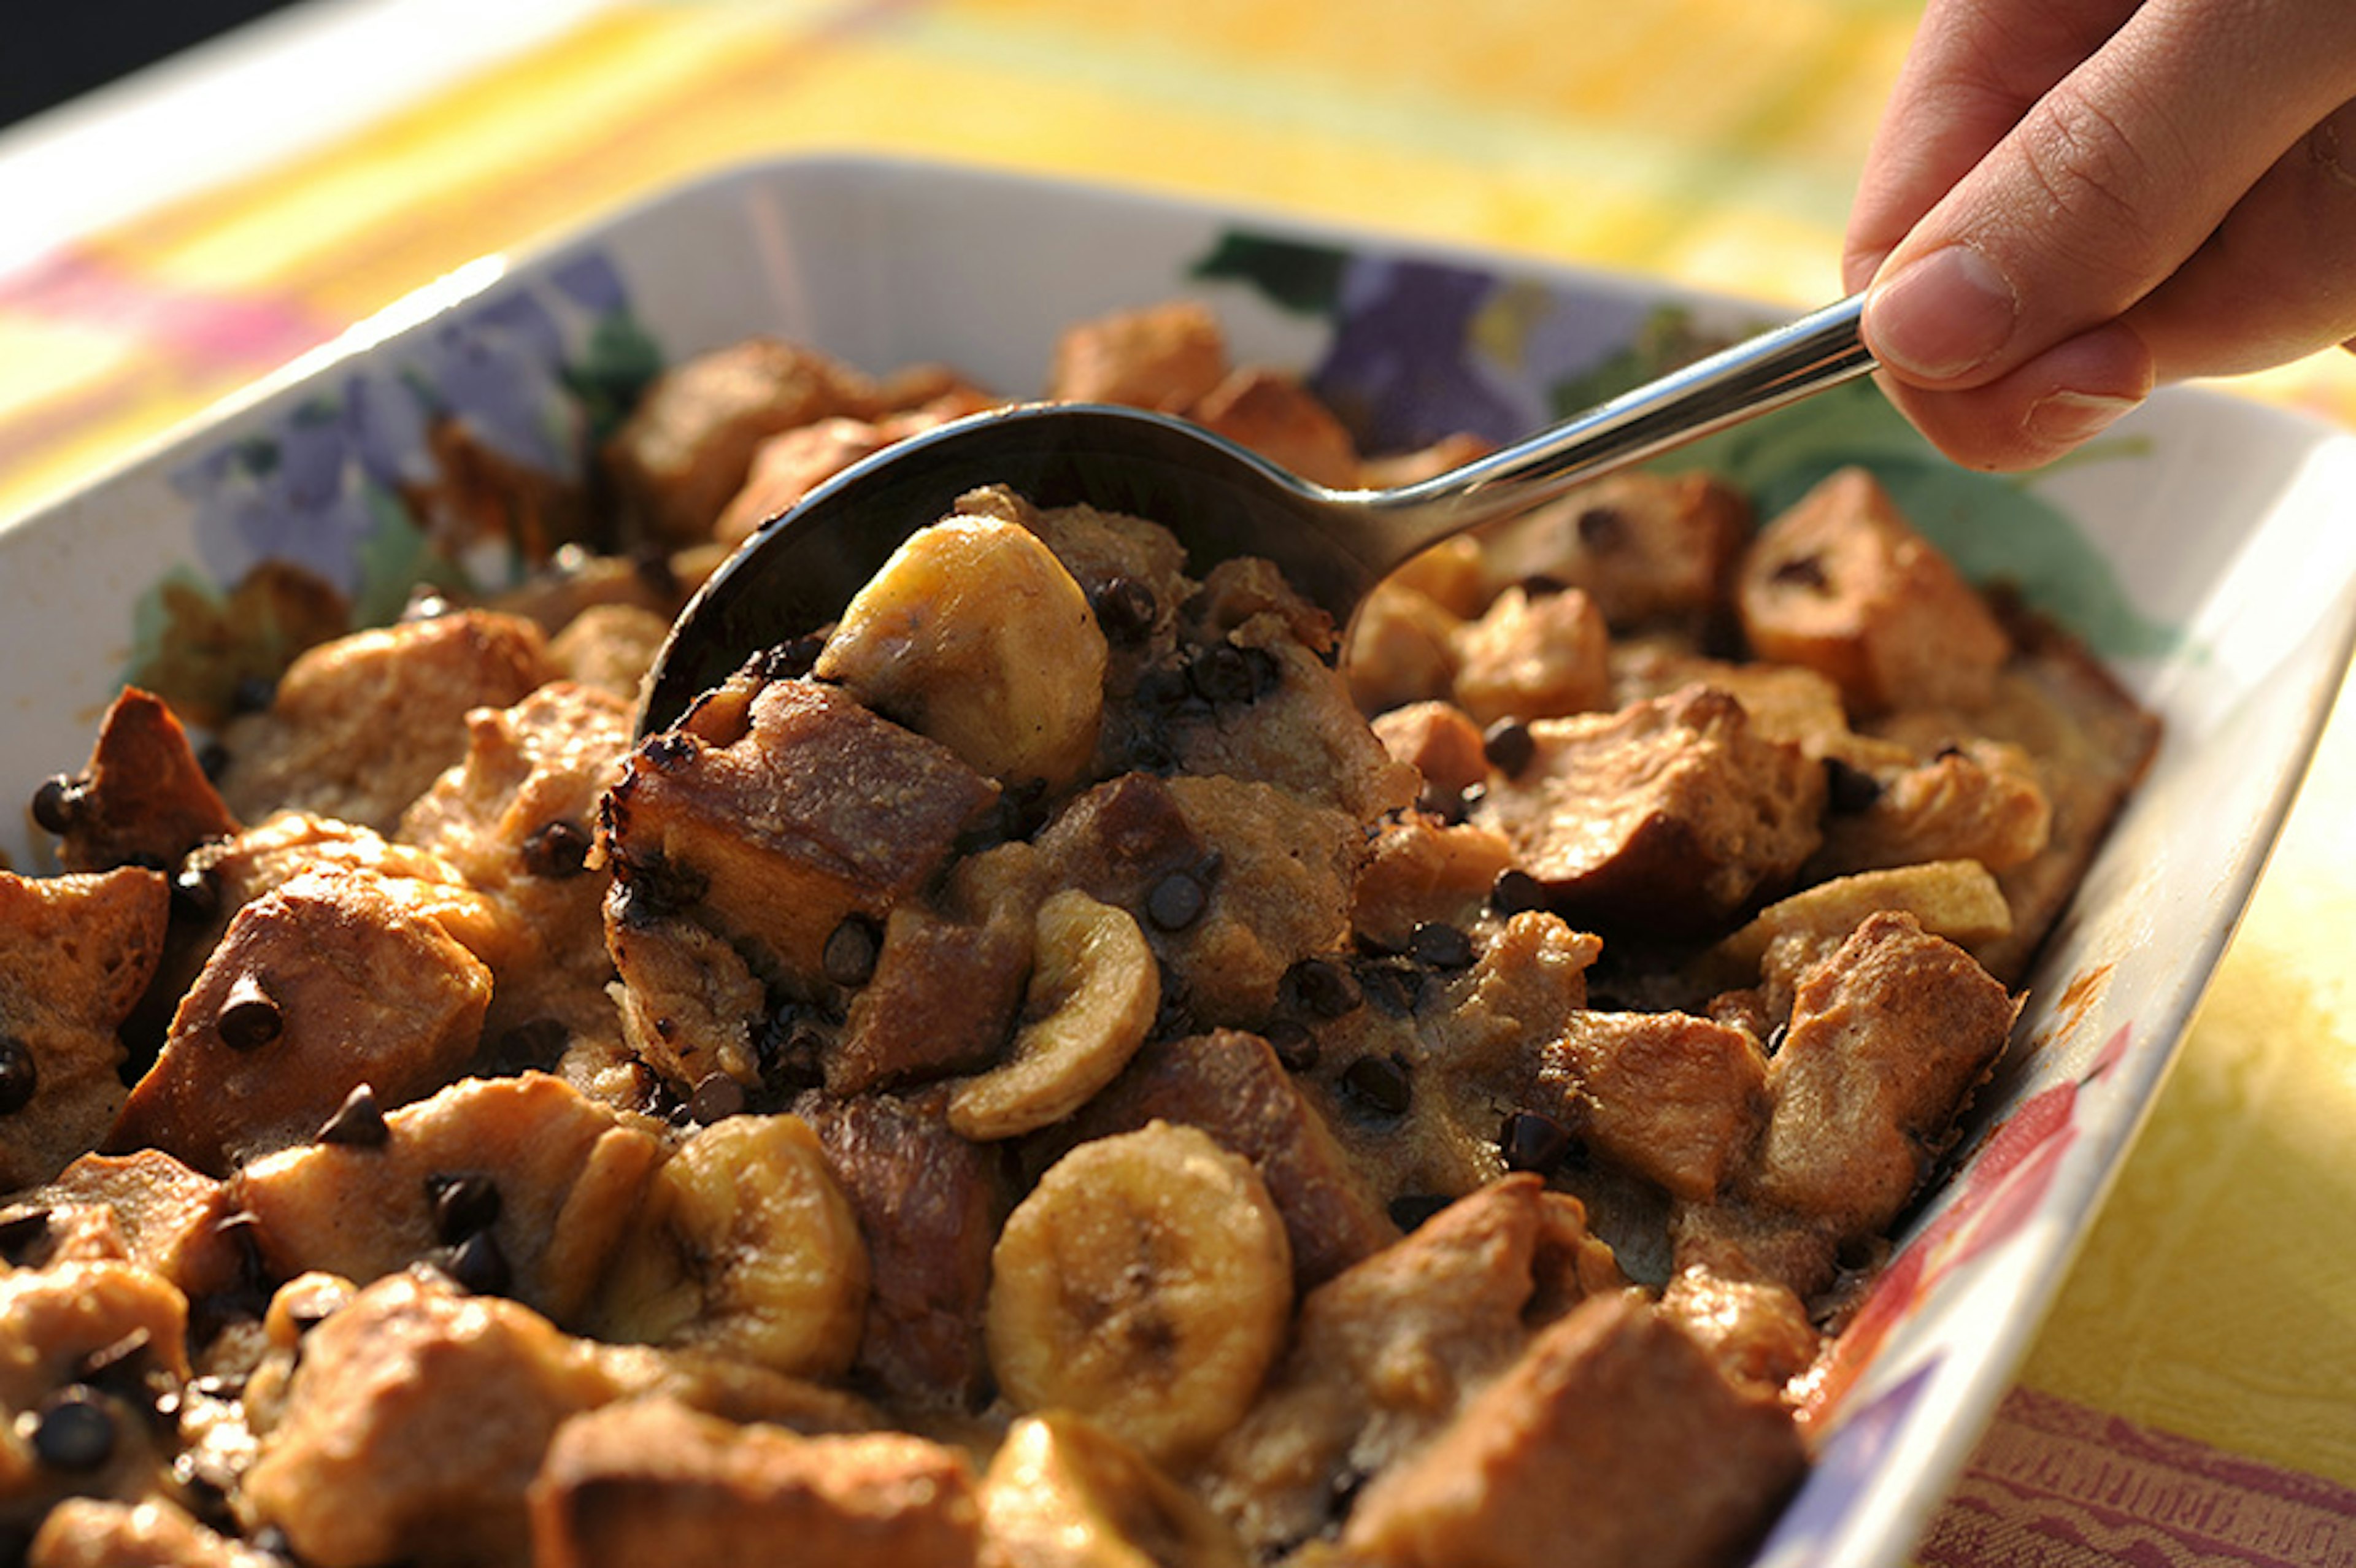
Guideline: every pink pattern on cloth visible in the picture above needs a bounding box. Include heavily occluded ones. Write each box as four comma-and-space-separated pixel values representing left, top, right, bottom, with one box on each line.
1, 247, 330, 369
1920, 1386, 2356, 1568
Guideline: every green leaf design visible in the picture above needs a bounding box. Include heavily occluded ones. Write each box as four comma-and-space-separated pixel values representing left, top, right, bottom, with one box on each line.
1190, 233, 1350, 317
565, 310, 667, 448
351, 482, 472, 627
1547, 306, 1730, 420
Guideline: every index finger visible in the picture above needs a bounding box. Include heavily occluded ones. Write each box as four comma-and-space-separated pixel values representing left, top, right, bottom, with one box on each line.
1844, 0, 2139, 290
1862, 0, 2356, 388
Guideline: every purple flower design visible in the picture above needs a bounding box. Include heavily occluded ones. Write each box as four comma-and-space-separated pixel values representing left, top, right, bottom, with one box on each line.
173, 401, 380, 594
343, 364, 435, 493
165, 247, 649, 613
1309, 258, 1529, 452
549, 250, 630, 318
407, 288, 582, 474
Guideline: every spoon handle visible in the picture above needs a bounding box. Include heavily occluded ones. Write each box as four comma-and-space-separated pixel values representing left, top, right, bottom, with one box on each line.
1361, 292, 1874, 555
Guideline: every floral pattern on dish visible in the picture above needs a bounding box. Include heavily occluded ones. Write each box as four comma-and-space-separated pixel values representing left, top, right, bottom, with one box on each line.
1196, 231, 2177, 663
127, 250, 661, 724
125, 220, 2181, 724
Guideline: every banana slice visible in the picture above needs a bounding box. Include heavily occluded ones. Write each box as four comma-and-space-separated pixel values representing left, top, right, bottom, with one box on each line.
985, 1121, 1293, 1467
980, 1412, 1253, 1568
948, 889, 1158, 1142
815, 511, 1108, 790
589, 1113, 869, 1380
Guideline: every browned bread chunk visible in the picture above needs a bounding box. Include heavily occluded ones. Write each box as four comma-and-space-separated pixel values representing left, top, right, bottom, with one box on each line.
0, 867, 169, 1191
1339, 1291, 1805, 1568
1475, 685, 1825, 933
45, 688, 239, 874
529, 1397, 984, 1568
603, 337, 879, 547
112, 871, 490, 1177
601, 675, 995, 991
1737, 466, 2010, 717
212, 610, 555, 835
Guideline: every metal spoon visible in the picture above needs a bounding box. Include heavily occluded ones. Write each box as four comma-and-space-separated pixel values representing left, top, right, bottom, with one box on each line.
635, 292, 1873, 734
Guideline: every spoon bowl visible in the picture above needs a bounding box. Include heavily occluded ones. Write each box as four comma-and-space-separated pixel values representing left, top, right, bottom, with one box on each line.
636, 293, 1874, 734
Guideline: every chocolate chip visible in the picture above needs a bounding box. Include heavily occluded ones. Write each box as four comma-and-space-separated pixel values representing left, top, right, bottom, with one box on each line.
754, 1005, 826, 1097
1135, 665, 1191, 710
315, 1084, 389, 1148
169, 864, 221, 922
426, 1174, 501, 1243
1765, 1021, 1788, 1056
1769, 553, 1828, 591
1263, 1019, 1320, 1073
1409, 921, 1474, 970
635, 732, 699, 774
1187, 642, 1261, 705
1499, 1109, 1574, 1174
1145, 870, 1208, 932
31, 1388, 116, 1472
1353, 958, 1425, 1018
1482, 718, 1536, 778
762, 634, 828, 682
1386, 1193, 1452, 1231
0, 1036, 35, 1115
442, 1231, 511, 1297
689, 1072, 748, 1124
1091, 577, 1159, 645
1124, 725, 1177, 775
617, 848, 709, 918
1243, 645, 1284, 699
1823, 756, 1884, 815
628, 1062, 680, 1121
1280, 956, 1361, 1020
1488, 867, 1549, 917
482, 1018, 569, 1078
1517, 572, 1571, 599
229, 675, 279, 715
1340, 1053, 1413, 1118
29, 774, 85, 836
215, 974, 282, 1051
1577, 505, 1627, 550
520, 819, 592, 878
822, 915, 883, 988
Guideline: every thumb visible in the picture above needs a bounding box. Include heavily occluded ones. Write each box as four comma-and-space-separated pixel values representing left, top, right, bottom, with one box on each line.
1861, 0, 2356, 391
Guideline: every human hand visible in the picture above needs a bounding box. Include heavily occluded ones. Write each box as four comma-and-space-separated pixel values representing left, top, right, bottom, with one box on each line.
1845, 0, 2356, 470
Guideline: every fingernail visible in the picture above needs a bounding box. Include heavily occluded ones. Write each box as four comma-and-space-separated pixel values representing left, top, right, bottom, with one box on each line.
2027, 390, 2139, 447
1867, 245, 2019, 380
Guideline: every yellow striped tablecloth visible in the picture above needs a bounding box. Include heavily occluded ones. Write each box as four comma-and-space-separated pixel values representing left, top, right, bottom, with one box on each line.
5, 4, 2354, 1562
